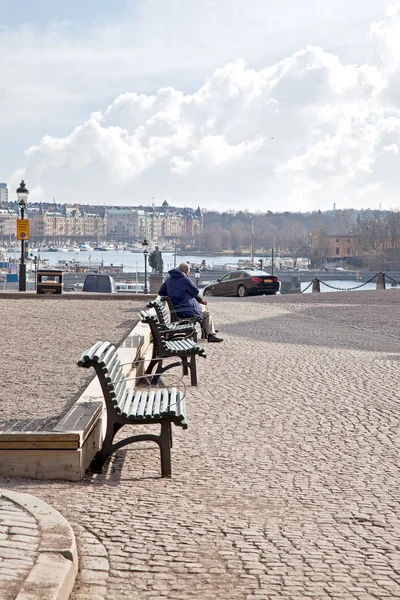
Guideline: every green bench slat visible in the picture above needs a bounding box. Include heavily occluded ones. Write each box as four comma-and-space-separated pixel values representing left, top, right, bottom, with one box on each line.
130, 391, 142, 418
136, 391, 148, 419
160, 389, 170, 417
77, 341, 104, 366
153, 390, 162, 418
176, 393, 187, 426
104, 353, 120, 381
101, 344, 118, 369
168, 388, 177, 416
119, 388, 135, 417
144, 391, 156, 419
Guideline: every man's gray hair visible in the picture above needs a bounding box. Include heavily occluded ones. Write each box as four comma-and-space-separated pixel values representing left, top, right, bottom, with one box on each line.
178, 262, 190, 274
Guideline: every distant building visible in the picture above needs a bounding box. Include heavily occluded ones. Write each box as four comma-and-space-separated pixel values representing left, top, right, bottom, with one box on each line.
11, 199, 203, 244
0, 208, 17, 244
311, 231, 362, 262
105, 201, 203, 243
0, 183, 8, 203
29, 208, 106, 243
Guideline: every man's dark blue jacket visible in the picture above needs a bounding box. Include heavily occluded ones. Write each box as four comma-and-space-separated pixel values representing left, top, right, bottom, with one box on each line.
158, 269, 202, 319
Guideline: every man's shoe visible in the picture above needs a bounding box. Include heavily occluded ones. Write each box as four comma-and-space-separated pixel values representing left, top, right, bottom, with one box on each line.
208, 334, 223, 343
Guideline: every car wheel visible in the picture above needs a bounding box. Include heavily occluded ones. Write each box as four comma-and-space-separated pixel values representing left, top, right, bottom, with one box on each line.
204, 289, 213, 296
237, 285, 247, 297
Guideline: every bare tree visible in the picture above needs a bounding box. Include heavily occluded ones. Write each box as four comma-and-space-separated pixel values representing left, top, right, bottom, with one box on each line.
310, 228, 330, 268
281, 222, 310, 267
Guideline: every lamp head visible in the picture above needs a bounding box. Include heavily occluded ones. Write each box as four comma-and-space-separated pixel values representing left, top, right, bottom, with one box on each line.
16, 180, 29, 209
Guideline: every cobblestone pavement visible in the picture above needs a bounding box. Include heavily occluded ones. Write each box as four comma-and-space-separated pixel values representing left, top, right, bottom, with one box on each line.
1, 291, 400, 599
0, 496, 39, 599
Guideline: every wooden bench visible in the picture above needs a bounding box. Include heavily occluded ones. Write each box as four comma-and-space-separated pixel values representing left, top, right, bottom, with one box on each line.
140, 311, 206, 386
147, 298, 198, 341
160, 296, 207, 339
77, 341, 187, 478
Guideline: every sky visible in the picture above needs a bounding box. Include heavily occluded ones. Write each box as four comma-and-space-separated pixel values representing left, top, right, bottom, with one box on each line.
1, 0, 399, 212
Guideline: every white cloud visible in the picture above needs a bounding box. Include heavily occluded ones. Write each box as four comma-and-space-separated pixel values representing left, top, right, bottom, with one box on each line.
9, 3, 400, 211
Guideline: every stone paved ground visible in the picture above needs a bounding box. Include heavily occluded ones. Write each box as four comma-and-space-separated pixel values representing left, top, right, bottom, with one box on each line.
0, 496, 39, 599
0, 298, 140, 430
1, 291, 400, 599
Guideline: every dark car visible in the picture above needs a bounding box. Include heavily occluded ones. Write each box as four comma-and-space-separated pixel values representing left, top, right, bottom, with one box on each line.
202, 269, 279, 297
82, 273, 117, 293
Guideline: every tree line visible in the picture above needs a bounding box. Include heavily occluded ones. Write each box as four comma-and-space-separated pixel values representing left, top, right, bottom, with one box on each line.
196, 208, 400, 265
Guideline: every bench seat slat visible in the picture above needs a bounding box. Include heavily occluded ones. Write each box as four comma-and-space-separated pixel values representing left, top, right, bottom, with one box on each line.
145, 391, 156, 419
174, 340, 186, 352
176, 392, 187, 425
119, 388, 134, 417
129, 391, 142, 418
160, 389, 170, 417
136, 391, 148, 419
153, 390, 162, 418
168, 387, 177, 416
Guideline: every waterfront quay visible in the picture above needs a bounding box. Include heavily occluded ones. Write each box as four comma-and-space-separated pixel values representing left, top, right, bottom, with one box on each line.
0, 290, 399, 599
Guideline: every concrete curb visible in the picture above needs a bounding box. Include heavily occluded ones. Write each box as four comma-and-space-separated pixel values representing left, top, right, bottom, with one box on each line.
0, 292, 157, 300
1, 489, 78, 600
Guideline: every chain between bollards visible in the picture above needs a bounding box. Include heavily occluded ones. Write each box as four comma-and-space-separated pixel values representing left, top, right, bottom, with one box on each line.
385, 273, 400, 286
309, 272, 399, 292
279, 272, 399, 295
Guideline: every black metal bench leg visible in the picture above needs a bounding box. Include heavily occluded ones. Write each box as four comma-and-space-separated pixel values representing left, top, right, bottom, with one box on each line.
90, 449, 110, 473
181, 355, 189, 376
159, 421, 172, 478
150, 358, 164, 385
90, 422, 122, 473
145, 342, 160, 375
146, 356, 160, 375
189, 354, 197, 386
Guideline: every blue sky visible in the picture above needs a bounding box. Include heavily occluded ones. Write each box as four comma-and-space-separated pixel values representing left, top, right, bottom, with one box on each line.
1, 0, 398, 211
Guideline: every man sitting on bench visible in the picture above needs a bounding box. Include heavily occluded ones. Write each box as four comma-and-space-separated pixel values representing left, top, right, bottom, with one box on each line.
158, 263, 223, 343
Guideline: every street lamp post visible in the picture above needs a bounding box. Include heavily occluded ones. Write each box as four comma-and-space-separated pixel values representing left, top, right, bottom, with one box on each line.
142, 238, 149, 293
16, 180, 29, 292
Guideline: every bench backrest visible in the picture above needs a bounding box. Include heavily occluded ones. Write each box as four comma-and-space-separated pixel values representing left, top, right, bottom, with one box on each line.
77, 341, 129, 412
140, 311, 206, 358
162, 296, 180, 322
147, 299, 171, 327
139, 311, 168, 350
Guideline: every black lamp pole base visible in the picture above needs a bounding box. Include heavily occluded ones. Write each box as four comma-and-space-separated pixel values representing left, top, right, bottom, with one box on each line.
19, 263, 26, 292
